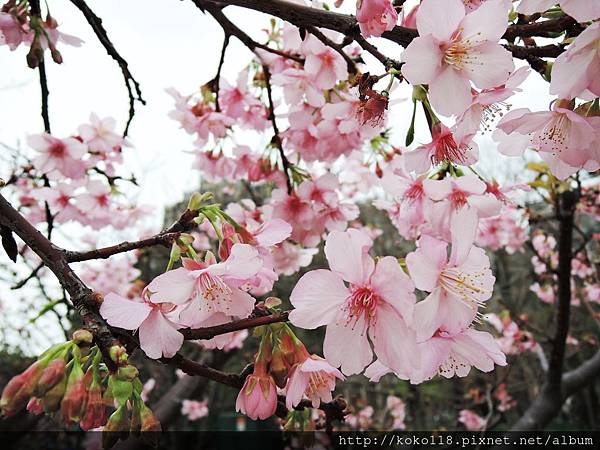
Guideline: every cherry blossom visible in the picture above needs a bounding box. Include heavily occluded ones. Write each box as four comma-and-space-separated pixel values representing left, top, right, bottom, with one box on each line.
99, 293, 184, 359
403, 121, 479, 172
495, 103, 600, 179
146, 244, 262, 327
356, 0, 398, 38
458, 409, 487, 431
550, 22, 600, 100
181, 400, 209, 421
289, 228, 418, 376
401, 0, 514, 116
28, 133, 87, 179
285, 354, 344, 409
406, 209, 495, 342
78, 113, 127, 154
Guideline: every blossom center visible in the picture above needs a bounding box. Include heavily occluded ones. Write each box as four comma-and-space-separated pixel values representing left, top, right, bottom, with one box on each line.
439, 267, 487, 308
344, 285, 379, 328
198, 272, 232, 306
49, 142, 66, 158
449, 189, 468, 209
432, 133, 469, 165
443, 34, 477, 70
533, 113, 570, 154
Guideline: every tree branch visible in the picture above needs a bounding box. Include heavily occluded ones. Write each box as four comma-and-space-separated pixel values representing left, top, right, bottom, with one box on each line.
69, 0, 146, 136
180, 310, 290, 340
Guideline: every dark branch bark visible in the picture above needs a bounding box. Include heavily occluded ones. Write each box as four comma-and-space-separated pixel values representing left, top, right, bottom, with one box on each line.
180, 310, 290, 340
511, 190, 579, 431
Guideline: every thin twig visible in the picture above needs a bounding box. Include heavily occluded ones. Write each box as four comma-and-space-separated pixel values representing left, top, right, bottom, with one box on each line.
180, 310, 290, 340
69, 0, 146, 136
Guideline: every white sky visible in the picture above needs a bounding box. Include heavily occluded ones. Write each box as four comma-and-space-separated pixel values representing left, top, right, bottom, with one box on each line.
0, 0, 555, 352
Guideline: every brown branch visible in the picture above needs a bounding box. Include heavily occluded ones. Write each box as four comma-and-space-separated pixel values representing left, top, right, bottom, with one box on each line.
180, 310, 290, 340
262, 64, 293, 194
65, 208, 198, 262
69, 0, 146, 136
11, 262, 44, 289
213, 33, 231, 112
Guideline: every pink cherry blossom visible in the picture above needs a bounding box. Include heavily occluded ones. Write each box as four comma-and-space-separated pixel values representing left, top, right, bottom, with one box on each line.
458, 409, 487, 431
28, 133, 87, 178
181, 400, 209, 421
289, 228, 417, 376
550, 22, 600, 100
78, 113, 126, 154
235, 372, 277, 420
386, 395, 406, 429
272, 242, 318, 276
495, 104, 600, 179
379, 161, 433, 240
99, 293, 183, 359
518, 0, 600, 23
423, 175, 502, 240
146, 244, 262, 327
403, 121, 479, 173
285, 354, 344, 409
301, 34, 348, 90
457, 66, 530, 135
356, 0, 398, 38
35, 182, 79, 224
418, 328, 507, 381
0, 11, 29, 50
406, 209, 495, 342
401, 0, 514, 116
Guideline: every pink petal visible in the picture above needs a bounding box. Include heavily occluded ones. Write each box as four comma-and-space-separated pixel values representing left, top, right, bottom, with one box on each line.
138, 309, 184, 359
463, 42, 514, 89
324, 229, 374, 285
406, 235, 448, 291
99, 293, 152, 330
370, 256, 415, 324
213, 243, 262, 280
323, 313, 373, 375
289, 270, 349, 329
416, 0, 465, 42
401, 35, 442, 85
449, 207, 478, 266
254, 219, 292, 247
430, 66, 473, 116
460, 0, 511, 42
413, 288, 444, 342
370, 304, 420, 378
147, 268, 195, 304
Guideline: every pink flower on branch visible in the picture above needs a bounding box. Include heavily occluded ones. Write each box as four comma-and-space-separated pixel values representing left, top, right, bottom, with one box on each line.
518, 0, 600, 23
406, 208, 495, 342
289, 228, 418, 376
99, 293, 183, 359
401, 0, 514, 116
285, 353, 344, 409
146, 244, 262, 327
356, 0, 399, 38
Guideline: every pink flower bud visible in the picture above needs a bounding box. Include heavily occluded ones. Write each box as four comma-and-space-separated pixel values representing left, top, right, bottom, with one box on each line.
1, 360, 45, 416
26, 397, 44, 415
60, 363, 87, 424
235, 373, 277, 420
35, 358, 66, 396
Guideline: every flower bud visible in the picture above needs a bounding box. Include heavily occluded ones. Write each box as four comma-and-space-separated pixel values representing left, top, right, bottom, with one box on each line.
72, 329, 93, 346
60, 361, 87, 424
109, 345, 128, 366
269, 347, 289, 389
80, 381, 107, 431
35, 358, 66, 397
26, 397, 44, 415
235, 373, 277, 420
102, 405, 130, 449
116, 365, 139, 382
43, 375, 67, 413
1, 360, 44, 416
140, 404, 161, 432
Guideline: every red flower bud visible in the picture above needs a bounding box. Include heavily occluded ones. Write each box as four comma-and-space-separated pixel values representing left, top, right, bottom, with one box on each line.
26, 397, 44, 415
1, 360, 44, 416
79, 382, 106, 431
60, 362, 87, 424
43, 375, 67, 413
35, 358, 66, 397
